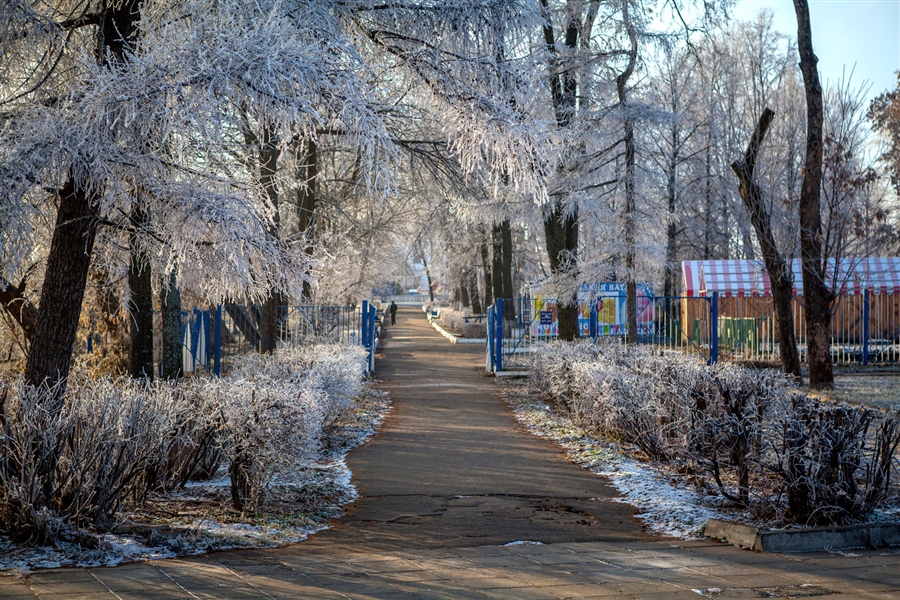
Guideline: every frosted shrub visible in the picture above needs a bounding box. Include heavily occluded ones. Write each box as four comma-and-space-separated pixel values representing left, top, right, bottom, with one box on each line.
530, 341, 603, 408
0, 378, 200, 545
530, 343, 900, 525
215, 379, 327, 510
218, 345, 367, 510
0, 343, 369, 542
229, 345, 366, 421
439, 309, 486, 339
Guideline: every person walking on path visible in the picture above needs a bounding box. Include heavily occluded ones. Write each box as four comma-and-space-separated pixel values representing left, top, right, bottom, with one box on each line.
389, 301, 397, 325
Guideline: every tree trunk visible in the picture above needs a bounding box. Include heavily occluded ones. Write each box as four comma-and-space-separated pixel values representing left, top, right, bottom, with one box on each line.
664, 170, 678, 299
703, 141, 714, 260
295, 138, 318, 301
458, 269, 471, 309
491, 223, 505, 303
623, 112, 638, 343
469, 268, 483, 314
500, 220, 514, 299
731, 108, 802, 379
663, 103, 680, 318
793, 0, 834, 390
160, 268, 183, 380
25, 176, 99, 394
258, 126, 282, 354
616, 0, 639, 345
421, 254, 435, 303
539, 0, 582, 341
542, 202, 580, 340
480, 239, 493, 307
0, 273, 38, 347
25, 0, 141, 394
127, 206, 155, 380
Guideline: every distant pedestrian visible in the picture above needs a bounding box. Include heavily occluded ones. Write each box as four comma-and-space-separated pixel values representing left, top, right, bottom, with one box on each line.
389, 301, 398, 325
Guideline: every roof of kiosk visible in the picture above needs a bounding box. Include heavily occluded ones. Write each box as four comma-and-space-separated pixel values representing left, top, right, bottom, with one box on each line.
681, 258, 900, 298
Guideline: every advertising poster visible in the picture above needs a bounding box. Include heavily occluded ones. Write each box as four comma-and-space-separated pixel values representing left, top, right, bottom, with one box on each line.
528, 283, 654, 339
530, 295, 559, 338
577, 283, 654, 338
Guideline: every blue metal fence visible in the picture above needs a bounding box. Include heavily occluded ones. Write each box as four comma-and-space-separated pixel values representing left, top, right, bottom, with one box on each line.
487, 294, 720, 374
183, 302, 377, 376
486, 289, 900, 373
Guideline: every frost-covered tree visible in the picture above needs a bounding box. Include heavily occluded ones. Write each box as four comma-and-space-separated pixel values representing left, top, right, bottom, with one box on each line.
870, 73, 900, 200
1, 0, 555, 392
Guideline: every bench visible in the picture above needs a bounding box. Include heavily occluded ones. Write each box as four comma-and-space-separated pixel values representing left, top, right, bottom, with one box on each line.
463, 315, 486, 323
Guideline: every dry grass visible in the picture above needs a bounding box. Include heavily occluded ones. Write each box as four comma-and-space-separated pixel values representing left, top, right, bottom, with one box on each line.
819, 373, 900, 410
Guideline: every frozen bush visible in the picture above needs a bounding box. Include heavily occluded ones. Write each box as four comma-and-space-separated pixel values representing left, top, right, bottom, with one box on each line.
438, 308, 486, 339
228, 345, 366, 420
217, 345, 367, 510
0, 377, 201, 545
530, 342, 900, 525
0, 343, 369, 542
759, 396, 900, 525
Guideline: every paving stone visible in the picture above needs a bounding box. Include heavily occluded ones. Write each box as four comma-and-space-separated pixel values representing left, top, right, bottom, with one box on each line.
26, 592, 115, 600
22, 581, 111, 595
26, 571, 97, 585
0, 584, 35, 600
481, 587, 563, 599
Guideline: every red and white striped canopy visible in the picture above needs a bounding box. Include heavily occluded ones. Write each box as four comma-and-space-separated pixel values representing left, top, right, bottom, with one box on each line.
681, 258, 900, 298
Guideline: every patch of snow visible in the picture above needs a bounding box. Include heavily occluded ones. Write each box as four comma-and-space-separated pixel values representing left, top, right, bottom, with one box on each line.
503, 540, 544, 546
182, 474, 229, 489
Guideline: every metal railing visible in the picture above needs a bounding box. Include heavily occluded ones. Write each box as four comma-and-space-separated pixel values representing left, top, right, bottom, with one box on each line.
183, 302, 378, 376
485, 291, 900, 373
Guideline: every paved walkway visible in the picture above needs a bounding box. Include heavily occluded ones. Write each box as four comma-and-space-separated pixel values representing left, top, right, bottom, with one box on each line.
4, 307, 900, 599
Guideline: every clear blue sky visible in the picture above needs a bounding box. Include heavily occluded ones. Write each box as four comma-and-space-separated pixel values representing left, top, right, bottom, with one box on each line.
731, 0, 900, 101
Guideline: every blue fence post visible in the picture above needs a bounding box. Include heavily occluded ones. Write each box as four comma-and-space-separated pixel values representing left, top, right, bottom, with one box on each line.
213, 304, 222, 376
862, 289, 870, 366
494, 299, 504, 372
368, 304, 376, 372
361, 300, 370, 353
708, 292, 719, 365
486, 306, 494, 372
589, 298, 598, 340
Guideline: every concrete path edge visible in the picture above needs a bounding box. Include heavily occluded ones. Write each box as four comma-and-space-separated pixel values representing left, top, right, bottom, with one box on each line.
704, 517, 900, 552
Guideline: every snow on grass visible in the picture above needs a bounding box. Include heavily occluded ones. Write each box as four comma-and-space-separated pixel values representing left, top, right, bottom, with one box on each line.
504, 386, 739, 540
0, 388, 390, 575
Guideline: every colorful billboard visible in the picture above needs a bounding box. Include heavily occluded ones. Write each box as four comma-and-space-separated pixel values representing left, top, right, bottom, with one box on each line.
528, 283, 654, 338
